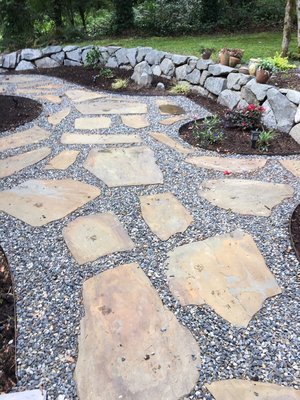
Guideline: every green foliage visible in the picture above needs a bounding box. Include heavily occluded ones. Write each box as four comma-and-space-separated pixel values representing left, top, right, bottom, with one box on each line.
98, 68, 114, 78
193, 116, 224, 145
257, 129, 277, 151
85, 46, 100, 68
111, 78, 129, 90
268, 52, 296, 71
170, 82, 190, 94
257, 58, 278, 73
114, 0, 134, 34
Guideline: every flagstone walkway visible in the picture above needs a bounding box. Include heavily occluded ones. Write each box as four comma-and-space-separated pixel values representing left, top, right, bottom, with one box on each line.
0, 74, 299, 400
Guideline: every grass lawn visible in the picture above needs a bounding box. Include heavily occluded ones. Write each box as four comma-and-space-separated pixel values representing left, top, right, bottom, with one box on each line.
69, 31, 298, 62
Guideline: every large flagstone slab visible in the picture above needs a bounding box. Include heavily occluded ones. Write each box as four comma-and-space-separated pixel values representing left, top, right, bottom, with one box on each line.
65, 89, 106, 103
75, 263, 200, 400
44, 150, 79, 170
150, 131, 193, 155
63, 213, 135, 265
0, 389, 47, 399
37, 94, 61, 104
159, 115, 188, 126
167, 229, 281, 327
186, 156, 266, 173
0, 126, 51, 152
84, 146, 164, 187
156, 99, 186, 115
0, 179, 100, 226
48, 107, 71, 125
121, 114, 150, 129
199, 179, 293, 216
280, 159, 300, 177
74, 117, 111, 130
75, 98, 147, 115
206, 379, 300, 399
0, 147, 51, 178
139, 193, 193, 240
61, 132, 141, 145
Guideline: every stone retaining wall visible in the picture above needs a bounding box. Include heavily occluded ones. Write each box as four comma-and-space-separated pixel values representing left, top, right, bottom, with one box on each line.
1, 45, 300, 136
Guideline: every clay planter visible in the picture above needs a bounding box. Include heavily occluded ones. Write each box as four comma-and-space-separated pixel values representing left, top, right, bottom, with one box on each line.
219, 51, 230, 66
229, 56, 241, 67
202, 51, 212, 60
256, 68, 270, 84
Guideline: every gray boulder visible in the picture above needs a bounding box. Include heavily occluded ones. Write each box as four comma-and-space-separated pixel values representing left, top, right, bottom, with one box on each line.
200, 70, 211, 86
2, 52, 19, 69
136, 47, 152, 63
186, 69, 201, 84
205, 77, 227, 95
131, 61, 153, 87
190, 85, 209, 97
0, 55, 3, 67
21, 48, 42, 61
35, 57, 60, 68
217, 89, 241, 109
42, 45, 62, 56
243, 79, 272, 102
99, 51, 109, 64
63, 45, 78, 52
261, 100, 277, 130
106, 46, 121, 55
66, 48, 82, 62
285, 89, 300, 105
227, 73, 253, 90
127, 48, 137, 67
64, 59, 82, 67
295, 105, 300, 124
172, 54, 188, 66
156, 82, 165, 91
186, 57, 198, 73
15, 60, 35, 71
196, 59, 214, 71
152, 65, 161, 76
160, 58, 175, 76
145, 50, 165, 65
105, 57, 118, 69
289, 124, 300, 143
51, 51, 65, 64
175, 65, 188, 81
267, 88, 297, 133
208, 64, 237, 76
115, 48, 130, 65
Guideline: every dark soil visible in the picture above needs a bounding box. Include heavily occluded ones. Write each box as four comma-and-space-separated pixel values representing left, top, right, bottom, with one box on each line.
0, 95, 42, 133
290, 205, 300, 263
0, 248, 16, 394
270, 69, 300, 91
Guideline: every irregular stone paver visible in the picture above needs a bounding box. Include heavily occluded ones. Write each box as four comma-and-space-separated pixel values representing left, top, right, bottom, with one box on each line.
206, 379, 300, 399
35, 84, 63, 90
38, 94, 62, 104
167, 229, 281, 327
65, 89, 106, 103
84, 146, 164, 187
63, 213, 135, 265
156, 99, 186, 115
75, 99, 147, 115
139, 193, 193, 240
0, 389, 47, 399
280, 159, 300, 177
44, 150, 79, 170
159, 115, 188, 125
121, 114, 150, 129
74, 117, 111, 130
0, 179, 100, 226
150, 131, 193, 155
187, 156, 267, 173
199, 179, 293, 216
48, 107, 71, 126
0, 126, 51, 152
74, 263, 200, 400
0, 147, 51, 178
61, 132, 141, 145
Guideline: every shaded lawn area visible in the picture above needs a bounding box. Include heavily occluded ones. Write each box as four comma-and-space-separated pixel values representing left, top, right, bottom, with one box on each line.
68, 31, 298, 61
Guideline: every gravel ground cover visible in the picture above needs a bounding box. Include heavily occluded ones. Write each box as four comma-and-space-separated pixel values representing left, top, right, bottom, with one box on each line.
0, 74, 299, 400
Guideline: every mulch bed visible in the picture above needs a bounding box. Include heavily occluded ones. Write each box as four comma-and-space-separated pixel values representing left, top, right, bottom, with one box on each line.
0, 248, 16, 394
290, 205, 300, 263
0, 95, 42, 133
270, 69, 300, 92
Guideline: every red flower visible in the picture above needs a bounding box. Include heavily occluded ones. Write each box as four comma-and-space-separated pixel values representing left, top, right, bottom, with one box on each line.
247, 104, 256, 111
223, 170, 231, 175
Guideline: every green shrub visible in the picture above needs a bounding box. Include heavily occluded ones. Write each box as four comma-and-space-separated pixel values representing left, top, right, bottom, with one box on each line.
193, 116, 224, 145
267, 52, 296, 71
85, 46, 101, 68
257, 130, 277, 152
111, 78, 129, 90
170, 82, 190, 95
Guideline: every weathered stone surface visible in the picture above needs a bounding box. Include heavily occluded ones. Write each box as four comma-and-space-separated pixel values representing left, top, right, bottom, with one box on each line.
157, 103, 185, 116
200, 70, 211, 86
35, 57, 60, 68
0, 126, 50, 152
205, 77, 227, 95
131, 61, 153, 87
2, 52, 19, 69
115, 48, 129, 65
244, 79, 272, 102
289, 124, 300, 144
267, 88, 297, 133
145, 50, 165, 65
121, 115, 149, 129
160, 58, 175, 76
159, 115, 188, 126
42, 45, 62, 56
156, 82, 165, 90
167, 229, 281, 327
175, 65, 188, 81
206, 379, 300, 400
186, 156, 266, 173
0, 389, 47, 399
66, 48, 82, 62
172, 54, 188, 65
21, 48, 42, 61
152, 65, 161, 76
15, 60, 35, 71
127, 48, 137, 67
286, 89, 300, 105
0, 147, 51, 178
75, 117, 111, 130
65, 89, 105, 103
261, 100, 277, 130
186, 57, 198, 73
241, 85, 259, 105
0, 179, 100, 226
227, 73, 253, 91
63, 213, 135, 265
208, 64, 236, 76
64, 59, 82, 67
196, 59, 214, 71
150, 131, 193, 155
280, 159, 300, 177
51, 51, 65, 64
75, 98, 147, 115
63, 45, 78, 52
84, 146, 163, 187
140, 193, 193, 240
61, 133, 141, 145
75, 263, 200, 400
48, 107, 71, 125
295, 105, 300, 123
38, 94, 61, 104
44, 150, 79, 170
217, 89, 241, 109
199, 179, 293, 216
136, 47, 152, 63
186, 69, 201, 84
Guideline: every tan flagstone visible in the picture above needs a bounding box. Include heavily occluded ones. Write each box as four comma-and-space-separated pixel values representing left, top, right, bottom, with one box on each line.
37, 94, 62, 104
16, 89, 48, 94
2, 76, 45, 84
159, 115, 188, 126
74, 117, 111, 130
61, 132, 141, 145
206, 379, 300, 400
150, 131, 193, 155
121, 114, 150, 129
186, 156, 267, 173
0, 179, 100, 226
65, 89, 106, 103
75, 98, 147, 115
0, 147, 51, 178
44, 150, 79, 170
0, 126, 51, 152
84, 146, 164, 187
35, 84, 63, 90
48, 108, 71, 125
156, 99, 186, 115
63, 213, 135, 265
74, 263, 200, 400
139, 193, 193, 240
167, 229, 281, 327
199, 179, 293, 216
279, 159, 300, 177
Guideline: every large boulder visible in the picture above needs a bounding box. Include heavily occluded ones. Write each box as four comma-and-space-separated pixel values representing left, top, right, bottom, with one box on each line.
200, 70, 211, 86
15, 60, 35, 71
160, 58, 175, 76
51, 51, 65, 64
115, 48, 130, 66
196, 59, 214, 71
66, 48, 82, 62
64, 59, 82, 67
35, 57, 60, 68
21, 48, 42, 61
208, 64, 237, 76
217, 89, 241, 109
131, 61, 153, 87
261, 100, 277, 130
172, 54, 188, 66
289, 124, 300, 144
136, 47, 152, 63
227, 73, 253, 91
145, 50, 165, 65
186, 57, 198, 73
285, 89, 300, 105
63, 45, 78, 52
243, 79, 272, 102
152, 65, 161, 76
267, 88, 297, 133
175, 65, 188, 81
295, 105, 300, 124
105, 57, 118, 69
205, 77, 227, 95
127, 48, 137, 67
42, 45, 62, 56
106, 46, 121, 55
186, 69, 201, 84
2, 52, 19, 69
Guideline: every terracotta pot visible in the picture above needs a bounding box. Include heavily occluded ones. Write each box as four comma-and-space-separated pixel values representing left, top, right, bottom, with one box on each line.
219, 51, 230, 66
256, 68, 270, 84
202, 52, 212, 60
229, 56, 241, 67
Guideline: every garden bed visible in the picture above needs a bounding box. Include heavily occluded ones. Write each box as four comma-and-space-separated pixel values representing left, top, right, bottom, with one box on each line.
290, 205, 300, 263
270, 69, 300, 91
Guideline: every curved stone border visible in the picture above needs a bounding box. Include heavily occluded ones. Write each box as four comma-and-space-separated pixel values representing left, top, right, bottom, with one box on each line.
1, 45, 299, 135
289, 203, 300, 263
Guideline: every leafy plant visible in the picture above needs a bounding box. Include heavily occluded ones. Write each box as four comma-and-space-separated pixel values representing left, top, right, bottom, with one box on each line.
224, 104, 265, 131
193, 115, 224, 145
98, 68, 114, 78
111, 78, 129, 90
85, 46, 101, 68
170, 82, 190, 94
267, 52, 296, 71
256, 58, 277, 73
257, 129, 277, 151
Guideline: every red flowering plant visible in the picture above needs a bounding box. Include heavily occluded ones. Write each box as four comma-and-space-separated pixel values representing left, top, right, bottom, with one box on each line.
224, 104, 265, 131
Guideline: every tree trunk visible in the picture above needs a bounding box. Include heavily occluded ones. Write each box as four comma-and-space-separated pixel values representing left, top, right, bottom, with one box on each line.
53, 0, 63, 29
281, 0, 296, 57
78, 5, 86, 31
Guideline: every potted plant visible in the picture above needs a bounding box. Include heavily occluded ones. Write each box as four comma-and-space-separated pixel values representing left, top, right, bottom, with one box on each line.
219, 48, 230, 66
228, 48, 244, 67
255, 59, 277, 84
200, 47, 215, 60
